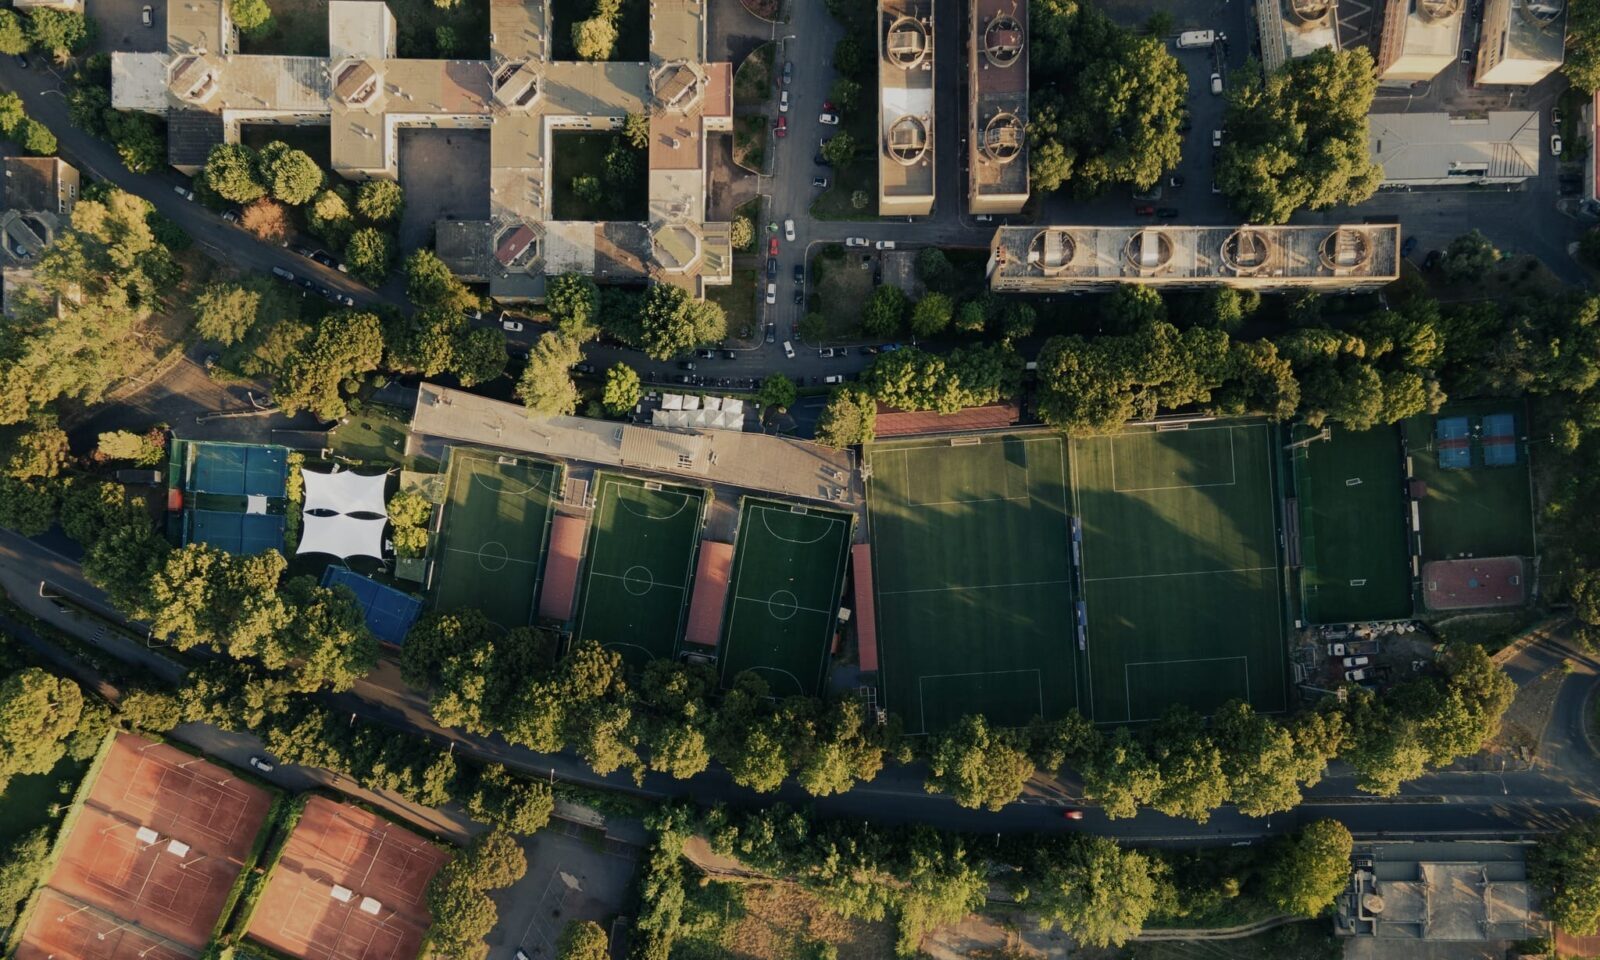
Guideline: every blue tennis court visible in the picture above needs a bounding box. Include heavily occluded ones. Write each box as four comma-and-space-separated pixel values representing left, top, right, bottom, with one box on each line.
1435, 416, 1472, 470
1483, 439, 1518, 466
1436, 417, 1470, 441
191, 443, 289, 497
320, 567, 423, 646
189, 510, 286, 555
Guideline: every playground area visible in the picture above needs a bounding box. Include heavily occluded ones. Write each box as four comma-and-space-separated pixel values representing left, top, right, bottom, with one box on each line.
574, 473, 708, 666
246, 796, 450, 960
1404, 403, 1537, 562
717, 498, 853, 697
430, 448, 559, 627
1292, 425, 1414, 624
866, 434, 1078, 735
1071, 421, 1290, 723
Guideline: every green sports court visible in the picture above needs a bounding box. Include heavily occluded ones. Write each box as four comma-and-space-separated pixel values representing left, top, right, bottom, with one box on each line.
574, 473, 707, 666
866, 435, 1078, 735
1292, 425, 1413, 624
1071, 421, 1290, 723
1404, 401, 1537, 562
717, 498, 853, 697
431, 449, 559, 627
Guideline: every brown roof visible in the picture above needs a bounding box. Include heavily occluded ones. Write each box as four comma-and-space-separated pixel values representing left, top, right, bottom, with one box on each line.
684, 540, 734, 647
538, 514, 587, 621
495, 224, 535, 265
872, 401, 1020, 438
851, 543, 879, 672
3, 158, 59, 213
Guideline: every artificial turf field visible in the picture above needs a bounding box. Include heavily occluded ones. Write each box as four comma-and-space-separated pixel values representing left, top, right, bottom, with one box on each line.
574, 473, 706, 666
431, 449, 559, 627
866, 435, 1077, 735
718, 499, 853, 697
1404, 402, 1537, 562
1292, 425, 1413, 624
1071, 421, 1290, 723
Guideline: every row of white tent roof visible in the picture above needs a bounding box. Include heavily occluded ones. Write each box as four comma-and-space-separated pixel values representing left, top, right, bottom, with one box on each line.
652, 394, 747, 431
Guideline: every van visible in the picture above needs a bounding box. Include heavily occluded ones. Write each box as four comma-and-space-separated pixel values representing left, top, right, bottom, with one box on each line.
1176, 30, 1218, 48
783, 341, 795, 359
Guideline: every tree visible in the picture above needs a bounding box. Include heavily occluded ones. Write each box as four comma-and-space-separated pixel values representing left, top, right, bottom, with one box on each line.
924, 714, 1034, 811
387, 491, 431, 557
557, 920, 609, 960
729, 216, 754, 251
193, 281, 263, 345
757, 373, 796, 410
517, 333, 583, 415
828, 77, 861, 112
0, 477, 61, 535
0, 92, 23, 136
546, 273, 600, 341
104, 110, 165, 173
1101, 284, 1166, 334
1078, 725, 1161, 819
1145, 708, 1227, 822
240, 198, 291, 244
603, 138, 638, 187
278, 576, 379, 691
454, 327, 508, 387
1028, 836, 1157, 947
0, 668, 83, 791
1264, 819, 1352, 917
118, 689, 183, 732
571, 174, 604, 206
851, 190, 870, 210
0, 828, 50, 929
814, 385, 875, 448
572, 9, 619, 61
434, 24, 458, 55
909, 293, 953, 338
914, 248, 954, 292
228, 0, 273, 36
26, 9, 90, 57
274, 311, 385, 419
623, 112, 650, 150
426, 865, 500, 956
602, 363, 641, 416
1438, 230, 1500, 283
256, 141, 324, 205
822, 132, 857, 167
1582, 229, 1600, 270
354, 179, 404, 224
638, 284, 725, 360
0, 11, 29, 56
462, 828, 527, 889
861, 284, 907, 337
308, 187, 355, 246
1534, 817, 1600, 935
405, 249, 478, 313
16, 119, 54, 156
202, 143, 266, 204
954, 299, 987, 334
1216, 48, 1381, 222
96, 430, 161, 465
1211, 700, 1306, 816
0, 418, 68, 479
344, 227, 394, 285
1566, 1, 1600, 94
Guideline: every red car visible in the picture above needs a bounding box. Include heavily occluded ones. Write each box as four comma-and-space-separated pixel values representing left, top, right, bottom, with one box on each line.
1062, 809, 1085, 821
768, 237, 779, 257
774, 115, 787, 137
1134, 205, 1156, 216
822, 100, 835, 112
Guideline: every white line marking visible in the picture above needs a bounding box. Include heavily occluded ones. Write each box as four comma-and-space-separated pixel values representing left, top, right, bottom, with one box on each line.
876, 578, 1074, 596
1083, 565, 1277, 584
917, 668, 1045, 737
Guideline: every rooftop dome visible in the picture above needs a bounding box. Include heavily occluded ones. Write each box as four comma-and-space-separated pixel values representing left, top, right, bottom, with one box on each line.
1416, 0, 1462, 21
1123, 228, 1173, 274
887, 115, 930, 165
980, 113, 1024, 164
1319, 228, 1373, 272
1221, 229, 1274, 275
982, 15, 1023, 67
1027, 229, 1077, 275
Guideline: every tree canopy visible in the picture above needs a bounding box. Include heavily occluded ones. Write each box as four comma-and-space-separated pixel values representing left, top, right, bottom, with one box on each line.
1534, 817, 1600, 935
256, 141, 325, 205
0, 668, 83, 793
1265, 819, 1353, 917
517, 333, 583, 415
638, 284, 726, 360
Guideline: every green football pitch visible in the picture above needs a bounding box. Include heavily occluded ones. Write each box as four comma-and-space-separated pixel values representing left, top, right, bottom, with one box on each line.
1293, 425, 1413, 624
718, 499, 853, 697
866, 435, 1078, 735
1404, 403, 1537, 562
574, 474, 707, 667
431, 450, 559, 627
1071, 422, 1289, 723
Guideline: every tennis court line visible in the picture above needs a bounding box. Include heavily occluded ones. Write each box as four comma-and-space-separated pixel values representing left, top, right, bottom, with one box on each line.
1083, 565, 1276, 584
877, 577, 1073, 596
1123, 655, 1250, 724
1110, 426, 1239, 493
917, 668, 1044, 737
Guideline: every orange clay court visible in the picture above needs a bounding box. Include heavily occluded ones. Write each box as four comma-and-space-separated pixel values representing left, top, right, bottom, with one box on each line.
247, 795, 451, 960
15, 888, 194, 960
18, 733, 273, 954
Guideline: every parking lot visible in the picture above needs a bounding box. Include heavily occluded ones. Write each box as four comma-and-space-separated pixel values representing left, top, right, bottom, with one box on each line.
90, 0, 166, 54
485, 820, 639, 960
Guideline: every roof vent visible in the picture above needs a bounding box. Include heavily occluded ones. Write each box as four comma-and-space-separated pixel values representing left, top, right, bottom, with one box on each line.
1319, 227, 1373, 272
1027, 229, 1077, 275
886, 115, 930, 165
1122, 229, 1174, 274
983, 15, 1023, 67
886, 16, 930, 69
1416, 0, 1463, 21
1287, 0, 1335, 24
1221, 228, 1274, 275
980, 113, 1024, 164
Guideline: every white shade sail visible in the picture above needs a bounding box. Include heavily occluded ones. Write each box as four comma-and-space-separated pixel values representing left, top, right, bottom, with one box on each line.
296, 513, 387, 559
301, 468, 389, 517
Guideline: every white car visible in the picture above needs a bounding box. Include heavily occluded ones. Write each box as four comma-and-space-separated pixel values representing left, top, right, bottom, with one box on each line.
1551, 134, 1563, 157
845, 237, 869, 247
784, 219, 796, 242
1345, 669, 1367, 682
1342, 656, 1369, 668
875, 240, 896, 250
141, 5, 153, 25
501, 319, 523, 332
1212, 129, 1222, 148
765, 282, 776, 305
1210, 72, 1223, 94
819, 112, 840, 125
823, 374, 843, 384
779, 90, 789, 113
174, 185, 195, 201
248, 756, 275, 772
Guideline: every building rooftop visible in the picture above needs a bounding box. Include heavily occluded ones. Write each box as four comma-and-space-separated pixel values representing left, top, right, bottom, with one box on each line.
1498, 0, 1566, 66
1259, 0, 1340, 72
1369, 111, 1540, 182
3, 157, 68, 214
969, 0, 1028, 205
987, 223, 1401, 290
878, 0, 935, 210
1338, 842, 1539, 941
1377, 0, 1463, 73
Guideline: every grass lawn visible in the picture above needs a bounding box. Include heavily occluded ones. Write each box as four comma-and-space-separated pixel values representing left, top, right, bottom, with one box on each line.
1403, 399, 1537, 561
707, 268, 759, 340
1293, 424, 1413, 624
0, 753, 88, 849
732, 196, 763, 252
431, 450, 559, 627
550, 0, 647, 62
867, 435, 1078, 735
550, 133, 648, 221
1072, 421, 1289, 723
809, 110, 878, 221
733, 42, 774, 106
328, 405, 413, 466
733, 115, 768, 173
806, 244, 871, 343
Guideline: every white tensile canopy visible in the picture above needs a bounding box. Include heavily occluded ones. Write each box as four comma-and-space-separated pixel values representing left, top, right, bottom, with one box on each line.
295, 513, 387, 558
301, 468, 389, 517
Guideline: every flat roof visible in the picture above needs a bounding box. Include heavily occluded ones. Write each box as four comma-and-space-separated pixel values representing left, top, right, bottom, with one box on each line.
684, 540, 734, 647
1258, 0, 1340, 72
1369, 111, 1540, 182
3, 157, 66, 213
537, 513, 586, 621
969, 0, 1028, 201
1496, 0, 1566, 65
879, 0, 935, 201
851, 543, 878, 672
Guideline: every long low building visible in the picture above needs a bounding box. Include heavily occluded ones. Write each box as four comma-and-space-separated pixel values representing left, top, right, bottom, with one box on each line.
1369, 111, 1540, 187
986, 224, 1401, 292
878, 0, 935, 216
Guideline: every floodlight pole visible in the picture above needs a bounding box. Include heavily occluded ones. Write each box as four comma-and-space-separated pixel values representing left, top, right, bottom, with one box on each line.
56, 904, 92, 923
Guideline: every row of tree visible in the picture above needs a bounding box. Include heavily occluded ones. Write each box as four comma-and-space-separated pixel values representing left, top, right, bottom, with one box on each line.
0, 5, 90, 60
0, 90, 55, 156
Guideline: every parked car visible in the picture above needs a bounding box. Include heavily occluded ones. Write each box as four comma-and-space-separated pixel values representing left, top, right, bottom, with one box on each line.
1062, 809, 1084, 821
822, 100, 835, 112
1345, 669, 1367, 682
1168, 175, 1185, 188
1401, 236, 1418, 256
174, 185, 195, 201
1211, 129, 1222, 147
248, 756, 275, 772
814, 153, 832, 167
974, 214, 994, 222
782, 60, 793, 85
812, 176, 829, 188
845, 237, 869, 247
793, 264, 804, 284
823, 374, 843, 384
221, 209, 239, 223
722, 349, 737, 360
1210, 72, 1223, 94
1461, 48, 1473, 63
766, 257, 777, 278
572, 362, 595, 374
1342, 656, 1370, 668
1134, 204, 1155, 216
674, 375, 694, 385
774, 116, 787, 137
765, 283, 777, 305
502, 318, 523, 331
779, 90, 789, 113
765, 324, 776, 343
1552, 106, 1563, 126
696, 348, 715, 359
14, 54, 27, 69
784, 218, 796, 241
1422, 249, 1441, 271
819, 347, 836, 358
819, 112, 840, 125
1155, 207, 1180, 218
783, 341, 795, 358
793, 289, 804, 305
875, 240, 896, 250
272, 266, 295, 282
678, 360, 697, 370
769, 237, 779, 257
1551, 134, 1563, 157
141, 5, 154, 26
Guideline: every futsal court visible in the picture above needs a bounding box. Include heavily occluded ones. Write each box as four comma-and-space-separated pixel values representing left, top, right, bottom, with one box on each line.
1291, 424, 1413, 624
866, 434, 1078, 735
717, 498, 853, 697
573, 473, 708, 666
1071, 420, 1290, 723
1404, 402, 1537, 562
430, 448, 559, 627
246, 796, 450, 960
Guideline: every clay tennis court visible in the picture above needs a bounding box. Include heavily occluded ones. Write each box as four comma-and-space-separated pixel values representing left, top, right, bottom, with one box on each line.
15, 888, 193, 960
247, 796, 450, 960
32, 734, 273, 950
